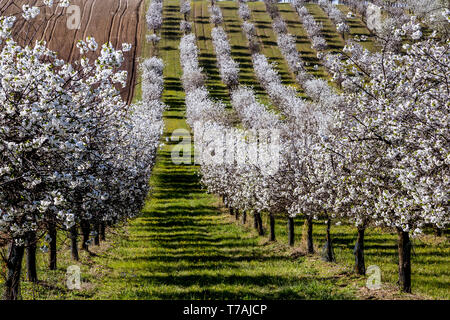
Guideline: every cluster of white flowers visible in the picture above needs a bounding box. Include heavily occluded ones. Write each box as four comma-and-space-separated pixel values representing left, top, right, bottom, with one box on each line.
146, 0, 163, 32
211, 26, 240, 90
318, 0, 350, 35
291, 0, 327, 51
0, 2, 165, 299
141, 57, 165, 102
209, 4, 224, 26
238, 0, 251, 21
146, 0, 163, 44
179, 33, 227, 126
260, 0, 342, 112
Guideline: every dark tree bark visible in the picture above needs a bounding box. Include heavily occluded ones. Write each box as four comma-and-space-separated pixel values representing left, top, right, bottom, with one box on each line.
269, 213, 276, 241
288, 216, 295, 246
81, 220, 90, 251
397, 229, 412, 293
353, 227, 366, 275
435, 227, 442, 237
242, 211, 247, 225
305, 216, 314, 254
70, 226, 79, 261
235, 209, 239, 221
253, 212, 258, 230
322, 218, 335, 262
26, 232, 38, 282
229, 207, 234, 216
48, 224, 57, 270
256, 212, 264, 236
94, 221, 100, 246
3, 241, 25, 300
100, 222, 106, 241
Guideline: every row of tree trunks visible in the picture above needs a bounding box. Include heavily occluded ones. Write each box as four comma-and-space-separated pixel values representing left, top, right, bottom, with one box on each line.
224, 206, 413, 293
3, 220, 108, 300
3, 242, 25, 300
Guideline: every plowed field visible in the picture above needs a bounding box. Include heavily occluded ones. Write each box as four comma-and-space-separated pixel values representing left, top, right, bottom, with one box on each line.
1, 0, 144, 103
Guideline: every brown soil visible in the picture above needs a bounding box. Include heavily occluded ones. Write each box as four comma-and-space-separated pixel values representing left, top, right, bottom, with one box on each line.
1, 0, 144, 103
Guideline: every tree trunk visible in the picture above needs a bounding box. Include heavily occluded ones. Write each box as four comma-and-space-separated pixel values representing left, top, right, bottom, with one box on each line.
48, 225, 57, 270
100, 222, 106, 241
305, 216, 314, 254
3, 241, 25, 300
235, 209, 239, 221
229, 207, 234, 216
269, 213, 276, 241
256, 212, 264, 236
81, 220, 90, 251
435, 227, 442, 237
322, 218, 335, 262
253, 212, 258, 230
397, 229, 412, 293
242, 211, 247, 225
26, 232, 38, 283
94, 221, 100, 246
353, 227, 366, 275
288, 216, 295, 246
70, 226, 79, 261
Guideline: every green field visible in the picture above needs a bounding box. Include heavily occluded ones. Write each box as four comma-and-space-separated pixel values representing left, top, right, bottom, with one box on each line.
1, 0, 448, 300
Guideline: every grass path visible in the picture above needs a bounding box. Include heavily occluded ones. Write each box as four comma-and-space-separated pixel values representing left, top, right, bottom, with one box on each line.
87, 0, 358, 300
